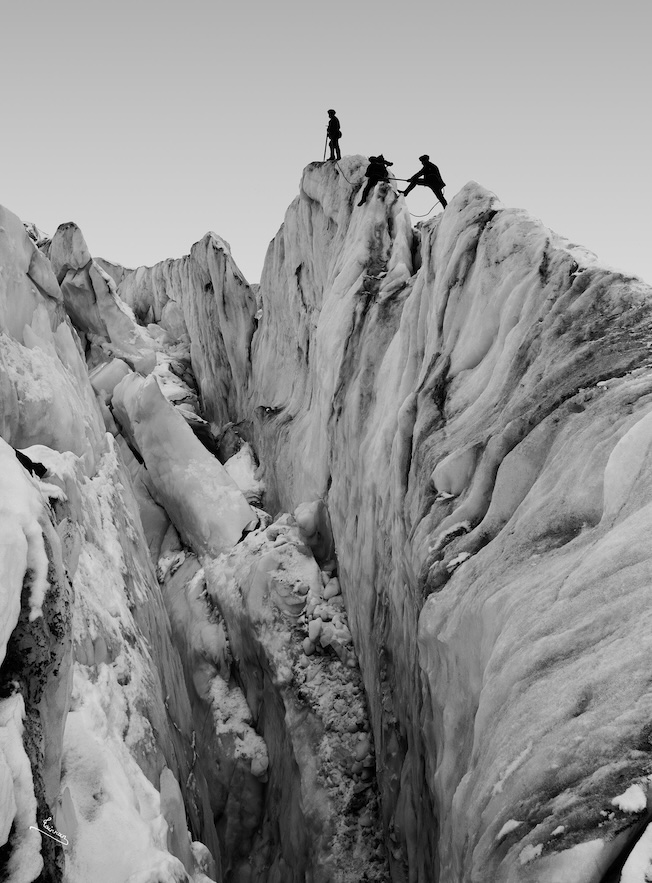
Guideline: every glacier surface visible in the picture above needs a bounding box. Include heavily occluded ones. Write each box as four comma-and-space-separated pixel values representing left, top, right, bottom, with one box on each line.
1, 159, 652, 883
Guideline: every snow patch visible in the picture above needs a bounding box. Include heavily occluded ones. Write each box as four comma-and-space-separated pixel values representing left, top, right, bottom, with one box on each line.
209, 676, 268, 774
0, 694, 43, 881
124, 855, 191, 883
447, 551, 471, 572
612, 783, 647, 813
431, 520, 472, 553
61, 666, 190, 883
519, 842, 543, 864
491, 741, 533, 796
496, 819, 522, 840
224, 443, 264, 505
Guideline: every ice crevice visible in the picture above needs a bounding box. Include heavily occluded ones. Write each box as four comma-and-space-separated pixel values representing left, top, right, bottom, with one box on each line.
2, 163, 652, 883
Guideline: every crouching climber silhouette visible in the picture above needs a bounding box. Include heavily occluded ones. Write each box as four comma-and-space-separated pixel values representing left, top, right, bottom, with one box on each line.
402, 154, 447, 207
327, 109, 342, 161
358, 155, 393, 206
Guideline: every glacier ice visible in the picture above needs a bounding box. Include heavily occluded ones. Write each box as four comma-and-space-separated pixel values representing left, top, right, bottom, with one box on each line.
2, 157, 652, 883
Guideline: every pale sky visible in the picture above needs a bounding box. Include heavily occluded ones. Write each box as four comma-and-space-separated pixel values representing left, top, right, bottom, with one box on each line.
2, 0, 650, 285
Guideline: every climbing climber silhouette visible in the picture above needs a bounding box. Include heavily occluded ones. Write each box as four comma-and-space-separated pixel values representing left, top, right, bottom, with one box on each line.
401, 155, 447, 207
326, 109, 342, 161
358, 155, 394, 206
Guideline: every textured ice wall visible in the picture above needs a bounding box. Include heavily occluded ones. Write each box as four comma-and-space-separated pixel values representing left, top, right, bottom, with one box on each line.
0, 205, 221, 882
112, 372, 257, 555
7, 156, 652, 882
47, 221, 157, 373
0, 206, 63, 339
247, 169, 652, 882
203, 517, 388, 883
53, 439, 226, 883
117, 232, 257, 427
117, 161, 652, 880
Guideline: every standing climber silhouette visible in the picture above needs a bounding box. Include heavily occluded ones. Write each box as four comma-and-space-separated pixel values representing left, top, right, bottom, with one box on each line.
326, 109, 342, 161
401, 155, 448, 207
358, 155, 394, 206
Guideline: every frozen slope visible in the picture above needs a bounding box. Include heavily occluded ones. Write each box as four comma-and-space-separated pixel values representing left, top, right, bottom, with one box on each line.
0, 205, 221, 882
117, 232, 256, 427
248, 168, 652, 882
111, 372, 257, 555
2, 198, 387, 883
3, 154, 652, 883
154, 159, 652, 881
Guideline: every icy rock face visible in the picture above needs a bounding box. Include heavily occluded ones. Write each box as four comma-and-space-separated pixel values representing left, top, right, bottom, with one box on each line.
203, 516, 389, 883
57, 440, 222, 881
117, 233, 257, 427
48, 221, 157, 372
112, 161, 652, 880
239, 169, 652, 881
94, 256, 134, 289
0, 206, 63, 339
0, 210, 105, 475
0, 206, 220, 882
112, 372, 257, 555
250, 157, 414, 509
0, 441, 221, 883
156, 551, 268, 877
0, 440, 73, 882
4, 156, 652, 883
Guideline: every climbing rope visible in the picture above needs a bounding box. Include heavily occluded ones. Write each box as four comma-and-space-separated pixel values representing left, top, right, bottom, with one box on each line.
331, 163, 442, 217
408, 201, 441, 218
333, 160, 356, 185
388, 176, 445, 216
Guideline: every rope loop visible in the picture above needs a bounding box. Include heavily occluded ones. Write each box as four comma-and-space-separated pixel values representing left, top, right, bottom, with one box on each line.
333, 160, 356, 185
409, 202, 440, 218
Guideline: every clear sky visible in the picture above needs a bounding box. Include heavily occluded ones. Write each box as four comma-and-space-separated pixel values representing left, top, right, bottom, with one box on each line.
2, 0, 650, 285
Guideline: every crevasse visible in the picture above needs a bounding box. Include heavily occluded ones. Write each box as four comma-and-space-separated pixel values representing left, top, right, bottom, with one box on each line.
2, 159, 652, 883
